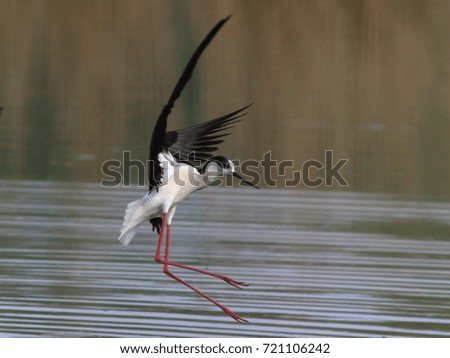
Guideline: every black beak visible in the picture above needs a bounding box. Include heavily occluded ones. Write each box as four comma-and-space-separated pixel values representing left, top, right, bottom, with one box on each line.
232, 172, 259, 189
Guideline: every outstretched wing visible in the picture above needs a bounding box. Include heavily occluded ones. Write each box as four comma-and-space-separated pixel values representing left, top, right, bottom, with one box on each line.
148, 16, 232, 191
164, 104, 252, 163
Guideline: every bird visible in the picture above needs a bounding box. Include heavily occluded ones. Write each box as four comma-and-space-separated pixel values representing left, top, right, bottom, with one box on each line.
118, 16, 258, 322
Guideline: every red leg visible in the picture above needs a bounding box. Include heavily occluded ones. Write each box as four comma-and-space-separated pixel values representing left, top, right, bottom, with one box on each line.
160, 223, 247, 323
163, 261, 248, 289
160, 238, 247, 288
154, 213, 167, 263
154, 216, 246, 288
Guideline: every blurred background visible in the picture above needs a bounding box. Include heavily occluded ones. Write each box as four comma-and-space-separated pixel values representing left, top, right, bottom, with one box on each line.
0, 0, 448, 197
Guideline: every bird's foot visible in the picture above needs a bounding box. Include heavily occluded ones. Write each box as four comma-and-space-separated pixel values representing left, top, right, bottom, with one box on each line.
222, 276, 249, 289
222, 307, 248, 323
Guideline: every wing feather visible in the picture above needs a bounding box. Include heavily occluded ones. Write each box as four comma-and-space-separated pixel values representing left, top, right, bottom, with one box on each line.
164, 104, 252, 163
147, 16, 232, 190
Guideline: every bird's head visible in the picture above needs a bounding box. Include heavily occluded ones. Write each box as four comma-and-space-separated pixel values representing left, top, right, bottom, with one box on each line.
203, 156, 259, 189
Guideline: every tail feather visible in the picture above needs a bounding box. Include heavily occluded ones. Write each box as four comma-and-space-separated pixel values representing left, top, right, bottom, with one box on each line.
118, 198, 147, 248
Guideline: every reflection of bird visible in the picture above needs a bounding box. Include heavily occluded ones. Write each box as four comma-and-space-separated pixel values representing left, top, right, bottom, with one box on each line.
118, 16, 258, 322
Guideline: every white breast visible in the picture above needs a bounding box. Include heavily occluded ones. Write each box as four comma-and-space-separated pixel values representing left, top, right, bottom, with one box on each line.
158, 164, 205, 210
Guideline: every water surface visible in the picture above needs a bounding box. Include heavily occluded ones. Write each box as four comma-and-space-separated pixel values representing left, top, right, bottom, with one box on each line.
1, 180, 449, 337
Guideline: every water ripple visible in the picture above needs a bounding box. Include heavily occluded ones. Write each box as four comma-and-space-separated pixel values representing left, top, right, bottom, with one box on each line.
0, 180, 449, 337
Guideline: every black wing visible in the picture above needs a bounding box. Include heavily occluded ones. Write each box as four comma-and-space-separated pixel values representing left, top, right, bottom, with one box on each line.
148, 16, 232, 191
164, 103, 252, 163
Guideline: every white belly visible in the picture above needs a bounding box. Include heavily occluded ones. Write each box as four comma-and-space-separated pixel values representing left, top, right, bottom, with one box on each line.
118, 163, 205, 248
157, 164, 205, 211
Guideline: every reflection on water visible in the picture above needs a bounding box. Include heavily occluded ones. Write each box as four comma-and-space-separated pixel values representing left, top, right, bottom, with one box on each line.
1, 180, 450, 337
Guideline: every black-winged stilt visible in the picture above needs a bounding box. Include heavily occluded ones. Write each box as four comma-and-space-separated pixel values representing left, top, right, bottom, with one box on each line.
118, 16, 258, 322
